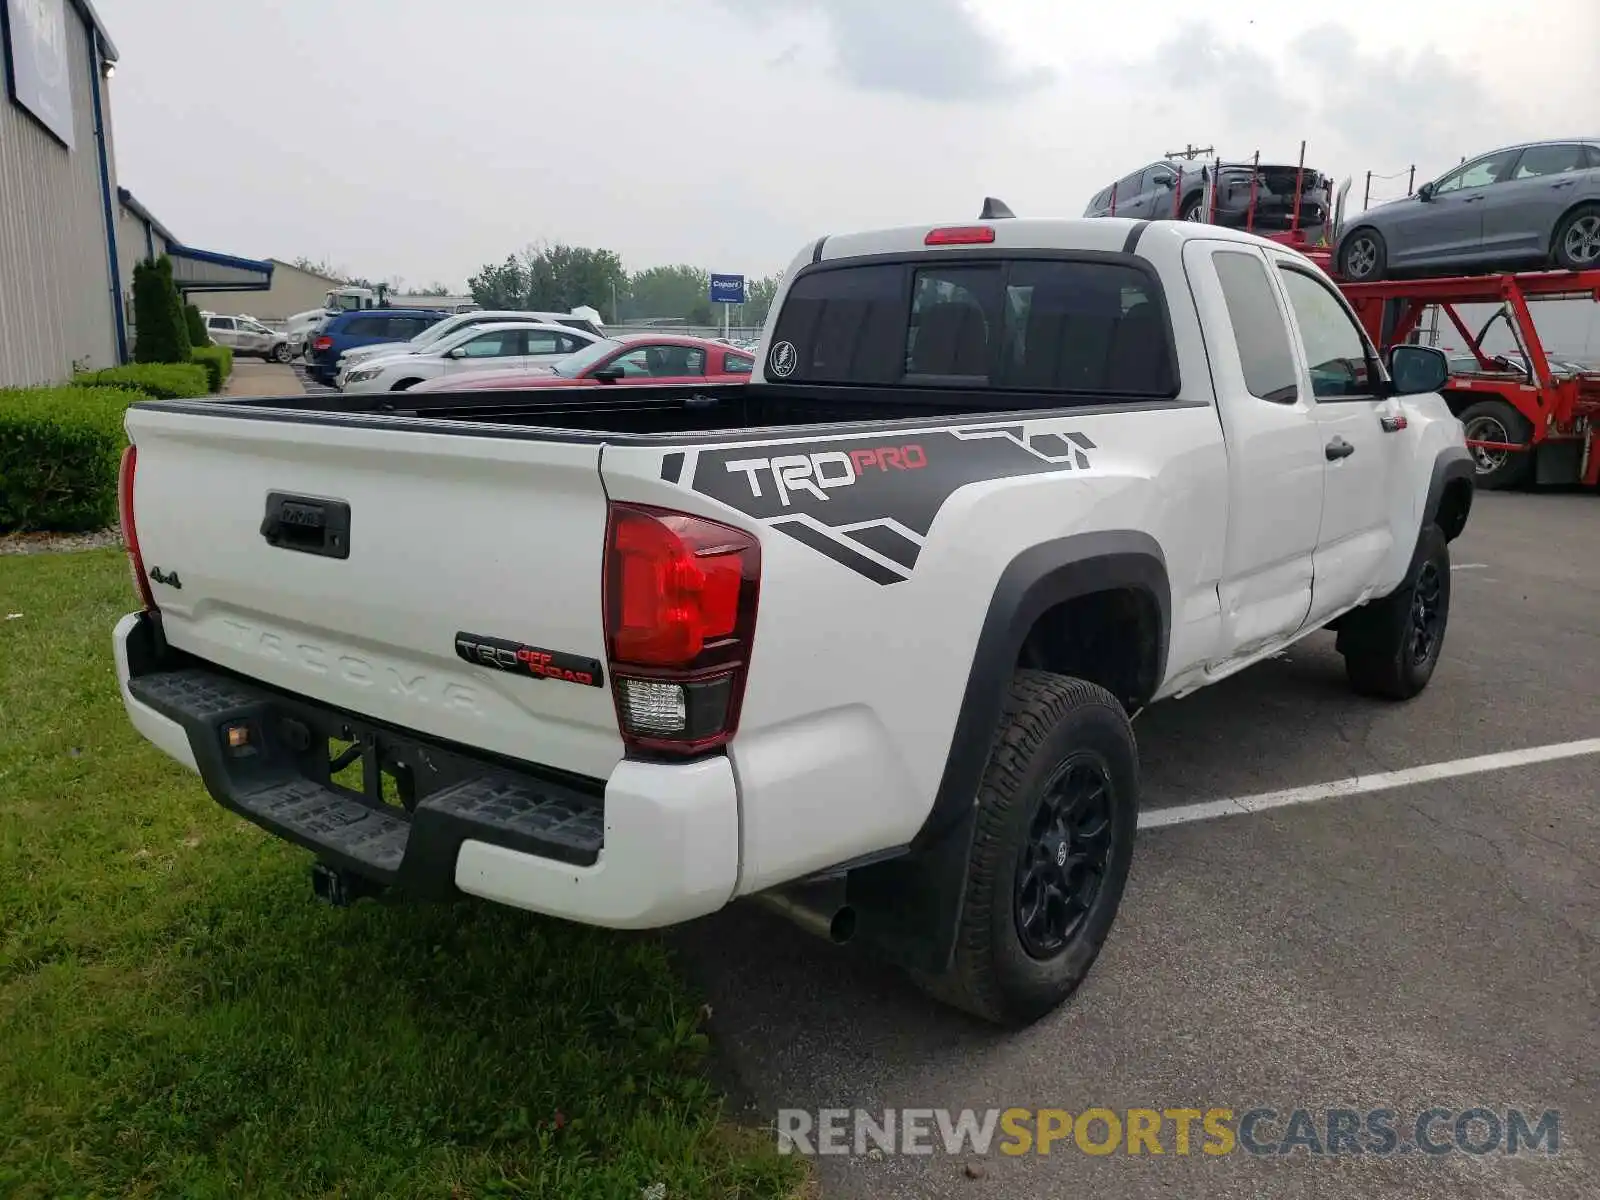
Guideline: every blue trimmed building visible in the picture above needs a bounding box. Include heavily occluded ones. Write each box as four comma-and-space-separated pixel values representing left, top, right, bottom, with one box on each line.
0, 0, 270, 386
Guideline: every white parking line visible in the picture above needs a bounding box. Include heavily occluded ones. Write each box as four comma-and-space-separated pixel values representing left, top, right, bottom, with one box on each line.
1451, 563, 1490, 571
1140, 738, 1600, 830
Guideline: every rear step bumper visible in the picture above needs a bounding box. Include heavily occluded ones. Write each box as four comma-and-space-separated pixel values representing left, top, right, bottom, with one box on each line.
112, 612, 740, 928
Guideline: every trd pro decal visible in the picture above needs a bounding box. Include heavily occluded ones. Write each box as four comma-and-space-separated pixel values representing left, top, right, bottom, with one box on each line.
671, 425, 1096, 584
454, 633, 604, 687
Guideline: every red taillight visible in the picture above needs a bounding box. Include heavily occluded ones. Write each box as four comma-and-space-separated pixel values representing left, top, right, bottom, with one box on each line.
925, 225, 996, 246
118, 445, 157, 612
313, 336, 333, 352
603, 502, 760, 756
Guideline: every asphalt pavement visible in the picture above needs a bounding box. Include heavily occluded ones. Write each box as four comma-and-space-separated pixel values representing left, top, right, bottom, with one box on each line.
676, 489, 1600, 1199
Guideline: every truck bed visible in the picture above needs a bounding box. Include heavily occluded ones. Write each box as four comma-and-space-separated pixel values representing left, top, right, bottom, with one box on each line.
139, 380, 1163, 440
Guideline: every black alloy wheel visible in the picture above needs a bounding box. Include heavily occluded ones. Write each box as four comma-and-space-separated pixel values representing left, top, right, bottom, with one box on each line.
1014, 756, 1114, 959
1409, 560, 1444, 667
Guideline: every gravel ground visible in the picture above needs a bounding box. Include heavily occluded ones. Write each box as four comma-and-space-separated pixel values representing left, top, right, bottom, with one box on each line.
0, 528, 121, 556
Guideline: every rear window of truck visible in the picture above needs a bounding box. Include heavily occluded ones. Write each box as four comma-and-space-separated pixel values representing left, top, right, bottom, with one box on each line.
765, 257, 1177, 397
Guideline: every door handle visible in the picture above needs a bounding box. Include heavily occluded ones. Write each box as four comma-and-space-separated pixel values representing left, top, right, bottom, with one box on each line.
1463, 195, 1484, 203
1325, 437, 1355, 461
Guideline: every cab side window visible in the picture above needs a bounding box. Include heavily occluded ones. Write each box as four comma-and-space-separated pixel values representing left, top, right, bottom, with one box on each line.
1276, 267, 1379, 400
1213, 250, 1299, 404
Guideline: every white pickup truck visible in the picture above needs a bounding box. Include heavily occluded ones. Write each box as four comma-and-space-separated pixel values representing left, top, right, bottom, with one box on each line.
113, 213, 1474, 1027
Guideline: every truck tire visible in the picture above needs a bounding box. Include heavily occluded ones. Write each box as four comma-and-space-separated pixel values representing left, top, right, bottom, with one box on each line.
1458, 398, 1533, 489
915, 671, 1138, 1027
1337, 523, 1451, 701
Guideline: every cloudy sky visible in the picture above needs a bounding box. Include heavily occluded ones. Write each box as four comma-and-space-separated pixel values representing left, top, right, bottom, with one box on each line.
99, 0, 1598, 289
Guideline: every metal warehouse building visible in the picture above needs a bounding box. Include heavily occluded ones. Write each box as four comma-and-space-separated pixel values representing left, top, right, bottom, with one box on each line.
193, 257, 348, 324
0, 0, 270, 388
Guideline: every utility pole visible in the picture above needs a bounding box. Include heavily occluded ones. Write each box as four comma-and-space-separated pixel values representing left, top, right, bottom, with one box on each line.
1165, 143, 1215, 161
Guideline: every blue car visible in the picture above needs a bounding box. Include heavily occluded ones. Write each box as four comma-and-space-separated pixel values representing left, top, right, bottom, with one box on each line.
306, 309, 450, 386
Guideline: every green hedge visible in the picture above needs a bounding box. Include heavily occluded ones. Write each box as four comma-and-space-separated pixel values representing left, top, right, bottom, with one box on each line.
132, 255, 191, 364
189, 345, 233, 392
0, 386, 136, 533
72, 363, 210, 401
185, 302, 212, 347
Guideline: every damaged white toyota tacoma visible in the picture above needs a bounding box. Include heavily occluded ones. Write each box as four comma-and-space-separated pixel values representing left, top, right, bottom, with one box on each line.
113, 209, 1473, 1026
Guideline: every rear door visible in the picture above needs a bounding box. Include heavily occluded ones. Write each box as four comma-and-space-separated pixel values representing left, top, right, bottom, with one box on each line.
1480, 142, 1595, 259
523, 329, 592, 367
1271, 257, 1410, 624
207, 317, 239, 350
125, 406, 624, 778
383, 315, 437, 345
1184, 240, 1324, 659
337, 315, 393, 352
236, 318, 272, 355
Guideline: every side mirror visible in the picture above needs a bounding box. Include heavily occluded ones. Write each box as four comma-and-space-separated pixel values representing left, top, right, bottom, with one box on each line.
1416, 181, 1435, 202
447, 347, 467, 359
1387, 344, 1449, 395
590, 365, 625, 383
1153, 175, 1174, 189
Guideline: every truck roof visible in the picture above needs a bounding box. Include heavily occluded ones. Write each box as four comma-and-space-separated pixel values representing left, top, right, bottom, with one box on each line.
811, 215, 1307, 265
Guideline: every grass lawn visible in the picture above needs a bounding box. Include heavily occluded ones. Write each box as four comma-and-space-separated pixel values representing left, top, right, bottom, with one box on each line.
0, 548, 804, 1199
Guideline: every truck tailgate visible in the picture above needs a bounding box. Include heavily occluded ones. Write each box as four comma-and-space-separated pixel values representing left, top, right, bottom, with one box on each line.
124, 407, 624, 781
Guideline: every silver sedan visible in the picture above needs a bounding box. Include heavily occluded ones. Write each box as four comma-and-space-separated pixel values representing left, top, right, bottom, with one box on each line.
1335, 138, 1600, 282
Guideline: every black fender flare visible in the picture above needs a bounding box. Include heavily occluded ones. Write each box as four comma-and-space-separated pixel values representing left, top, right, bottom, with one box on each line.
1424, 444, 1475, 542
838, 531, 1171, 974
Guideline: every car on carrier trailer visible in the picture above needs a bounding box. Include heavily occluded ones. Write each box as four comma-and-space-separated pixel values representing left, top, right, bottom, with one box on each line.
111, 208, 1474, 1027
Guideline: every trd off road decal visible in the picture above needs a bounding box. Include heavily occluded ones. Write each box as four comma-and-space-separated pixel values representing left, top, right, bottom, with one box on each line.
660, 426, 1097, 585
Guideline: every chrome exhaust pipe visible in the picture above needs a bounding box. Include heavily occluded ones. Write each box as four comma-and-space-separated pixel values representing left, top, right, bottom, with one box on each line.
753, 879, 857, 945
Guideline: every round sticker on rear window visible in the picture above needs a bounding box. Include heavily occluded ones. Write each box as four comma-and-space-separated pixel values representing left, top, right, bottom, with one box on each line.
768, 340, 798, 378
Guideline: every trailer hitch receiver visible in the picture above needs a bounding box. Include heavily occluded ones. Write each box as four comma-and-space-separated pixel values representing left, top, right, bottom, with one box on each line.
310, 861, 387, 907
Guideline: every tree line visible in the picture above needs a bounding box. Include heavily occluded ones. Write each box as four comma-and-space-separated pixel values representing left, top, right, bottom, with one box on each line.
466, 244, 782, 326
289, 258, 458, 297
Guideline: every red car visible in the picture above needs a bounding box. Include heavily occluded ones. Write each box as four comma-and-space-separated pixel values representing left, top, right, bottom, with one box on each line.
407, 334, 755, 392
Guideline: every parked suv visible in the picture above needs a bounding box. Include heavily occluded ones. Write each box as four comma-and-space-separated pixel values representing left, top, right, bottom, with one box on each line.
1086, 158, 1332, 235
305, 309, 449, 385
1334, 138, 1600, 282
202, 313, 295, 363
